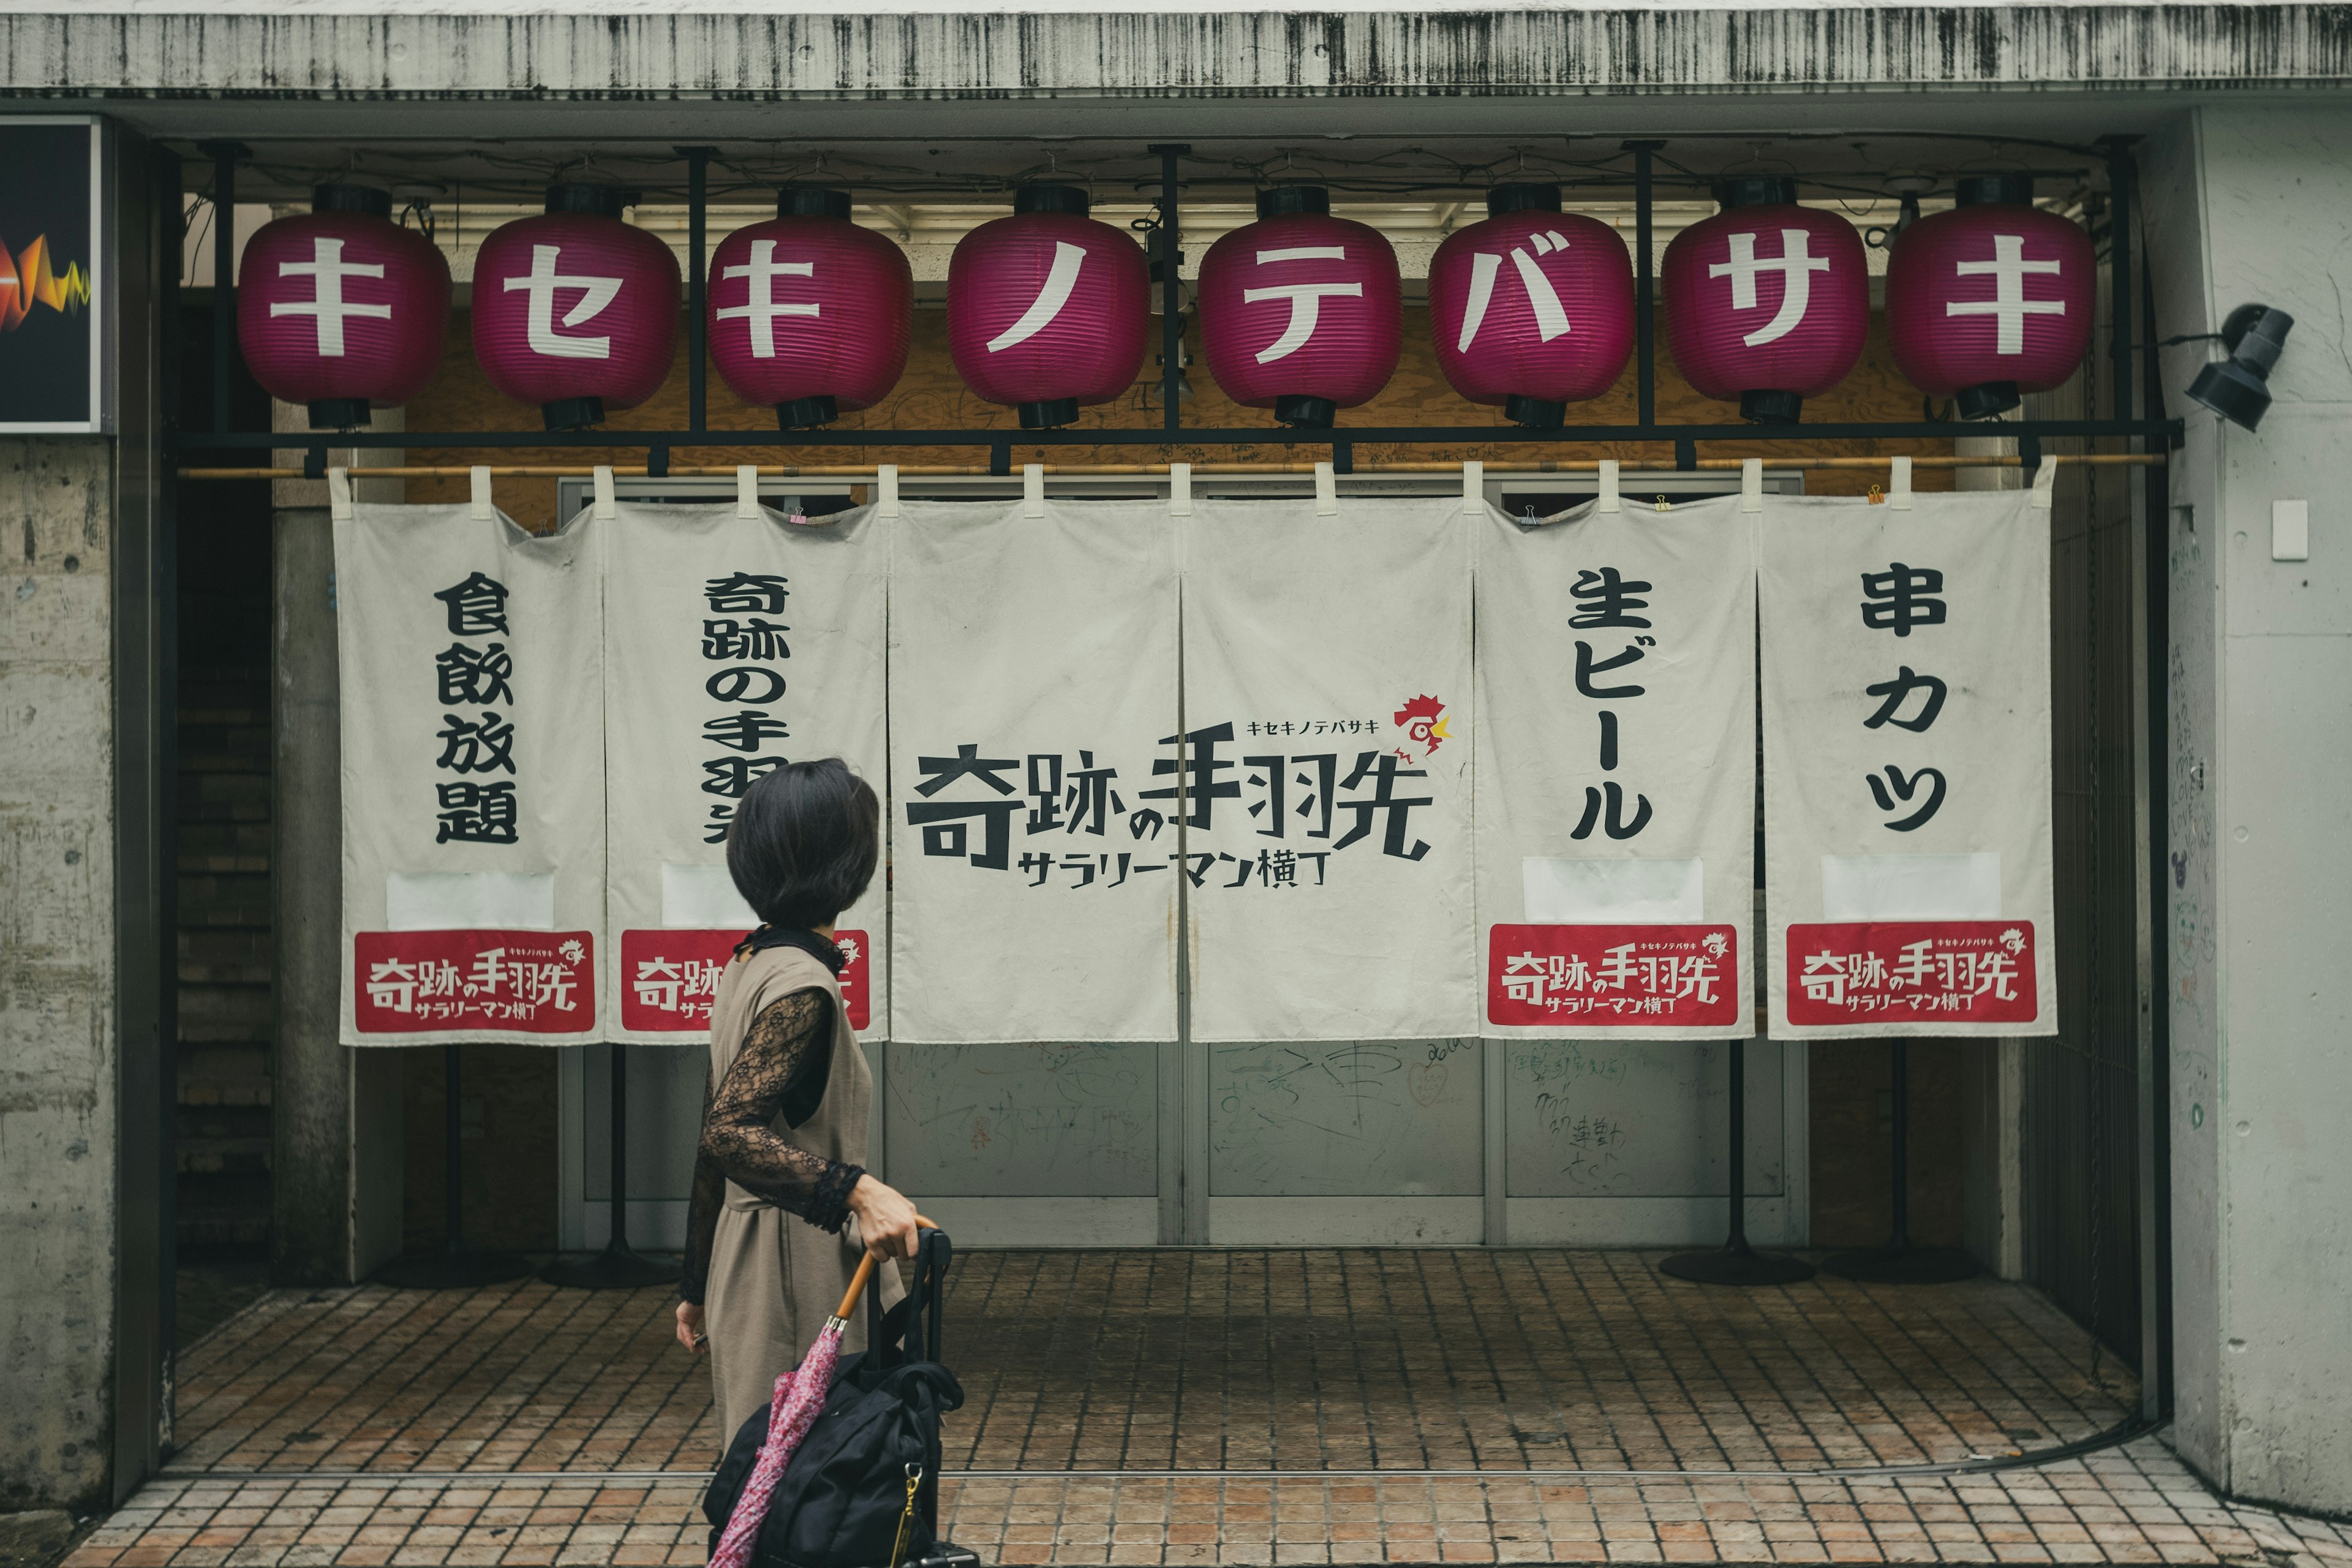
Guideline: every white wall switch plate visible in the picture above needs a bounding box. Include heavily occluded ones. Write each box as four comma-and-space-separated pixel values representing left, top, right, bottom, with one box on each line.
2273, 497, 2311, 561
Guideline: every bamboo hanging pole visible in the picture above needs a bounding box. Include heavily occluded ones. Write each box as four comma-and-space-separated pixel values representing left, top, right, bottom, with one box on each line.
176, 453, 2165, 481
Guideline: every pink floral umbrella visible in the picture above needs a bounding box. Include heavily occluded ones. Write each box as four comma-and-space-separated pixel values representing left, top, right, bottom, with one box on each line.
709, 1223, 933, 1568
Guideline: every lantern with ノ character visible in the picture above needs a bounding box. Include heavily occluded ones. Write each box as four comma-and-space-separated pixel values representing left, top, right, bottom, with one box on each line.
1887, 173, 2095, 420
947, 184, 1148, 429
236, 184, 451, 431
1198, 186, 1402, 427
709, 186, 913, 430
1427, 184, 1634, 428
470, 184, 681, 431
1664, 177, 1868, 424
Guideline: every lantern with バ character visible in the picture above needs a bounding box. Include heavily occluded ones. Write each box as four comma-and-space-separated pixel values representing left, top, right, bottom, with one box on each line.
947, 184, 1148, 429
236, 184, 451, 431
1664, 177, 1868, 424
1427, 184, 1634, 428
470, 185, 681, 431
1887, 173, 2095, 420
1198, 187, 1402, 426
708, 186, 913, 430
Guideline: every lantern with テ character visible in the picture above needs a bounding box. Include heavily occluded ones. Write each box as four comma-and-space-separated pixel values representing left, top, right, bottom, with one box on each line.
1198, 186, 1401, 426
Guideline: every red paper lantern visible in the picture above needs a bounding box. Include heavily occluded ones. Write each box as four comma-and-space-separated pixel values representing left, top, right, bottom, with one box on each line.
236, 184, 450, 431
1427, 184, 1634, 428
1198, 187, 1402, 426
1887, 174, 2095, 420
1664, 178, 1869, 424
947, 184, 1148, 429
470, 185, 681, 431
708, 185, 912, 430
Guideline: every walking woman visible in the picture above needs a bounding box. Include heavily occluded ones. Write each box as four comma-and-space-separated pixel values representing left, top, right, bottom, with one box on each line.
675, 759, 921, 1440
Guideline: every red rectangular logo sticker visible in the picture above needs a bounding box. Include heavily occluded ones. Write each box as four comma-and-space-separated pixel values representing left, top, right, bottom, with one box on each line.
354, 930, 595, 1034
1487, 924, 1740, 1028
1784, 921, 2036, 1025
618, 927, 870, 1034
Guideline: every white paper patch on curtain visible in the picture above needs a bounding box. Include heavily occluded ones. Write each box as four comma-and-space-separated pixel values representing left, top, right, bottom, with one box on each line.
336, 504, 605, 1045
888, 501, 1180, 1043
1759, 492, 2056, 1038
1475, 497, 1757, 1039
1182, 500, 1476, 1042
603, 503, 890, 1044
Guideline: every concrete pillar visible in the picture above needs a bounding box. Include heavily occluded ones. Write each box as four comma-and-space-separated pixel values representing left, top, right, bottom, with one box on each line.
271, 408, 403, 1284
0, 440, 123, 1511
2141, 107, 2352, 1515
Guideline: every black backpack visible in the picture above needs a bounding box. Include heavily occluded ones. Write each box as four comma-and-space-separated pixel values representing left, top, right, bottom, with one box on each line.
704, 1229, 971, 1568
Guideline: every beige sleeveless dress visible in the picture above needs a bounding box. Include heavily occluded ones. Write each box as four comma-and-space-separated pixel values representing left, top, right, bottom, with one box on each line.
703, 944, 905, 1441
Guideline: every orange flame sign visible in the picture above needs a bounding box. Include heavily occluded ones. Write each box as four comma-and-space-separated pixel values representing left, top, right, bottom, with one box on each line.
0, 233, 90, 333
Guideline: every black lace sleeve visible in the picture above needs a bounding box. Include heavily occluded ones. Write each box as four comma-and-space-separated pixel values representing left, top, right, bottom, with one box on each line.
677, 988, 865, 1304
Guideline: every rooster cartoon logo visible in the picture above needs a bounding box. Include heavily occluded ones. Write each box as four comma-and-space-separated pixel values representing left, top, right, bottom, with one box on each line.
1393, 695, 1451, 764
558, 939, 586, 966
1999, 927, 2027, 956
1702, 932, 1730, 959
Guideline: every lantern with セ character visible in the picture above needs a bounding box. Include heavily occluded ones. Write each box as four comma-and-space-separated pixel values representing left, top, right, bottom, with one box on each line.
470, 184, 681, 431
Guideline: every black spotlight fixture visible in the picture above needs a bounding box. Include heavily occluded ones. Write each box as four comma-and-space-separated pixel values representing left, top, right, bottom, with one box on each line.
2188, 303, 2294, 431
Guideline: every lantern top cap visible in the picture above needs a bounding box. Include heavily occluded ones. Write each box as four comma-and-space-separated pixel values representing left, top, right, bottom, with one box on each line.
1014, 183, 1091, 217
1954, 172, 2037, 207
543, 183, 629, 219
1256, 185, 1331, 218
1714, 175, 1800, 210
777, 184, 854, 221
312, 183, 393, 219
1485, 183, 1562, 216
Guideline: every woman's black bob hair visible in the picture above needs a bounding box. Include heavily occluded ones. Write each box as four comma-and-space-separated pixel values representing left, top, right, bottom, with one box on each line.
725, 759, 881, 929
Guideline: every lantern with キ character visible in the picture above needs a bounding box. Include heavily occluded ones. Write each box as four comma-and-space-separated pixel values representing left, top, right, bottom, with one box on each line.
1427, 184, 1634, 428
470, 184, 681, 431
947, 184, 1148, 429
1887, 173, 2095, 420
1664, 177, 1868, 424
708, 185, 913, 430
236, 184, 451, 430
1198, 186, 1401, 426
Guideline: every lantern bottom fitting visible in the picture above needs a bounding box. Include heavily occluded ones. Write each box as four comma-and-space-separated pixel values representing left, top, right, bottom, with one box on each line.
1954, 381, 2022, 421
1275, 394, 1337, 428
307, 398, 373, 431
541, 396, 607, 432
1740, 389, 1804, 425
1018, 398, 1080, 430
775, 395, 840, 431
1504, 394, 1567, 430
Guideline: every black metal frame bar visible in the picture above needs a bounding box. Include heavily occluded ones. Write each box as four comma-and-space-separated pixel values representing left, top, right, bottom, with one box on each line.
171, 141, 2182, 461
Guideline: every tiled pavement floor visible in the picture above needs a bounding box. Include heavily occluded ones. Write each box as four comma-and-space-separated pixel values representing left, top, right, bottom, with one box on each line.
64, 1444, 2352, 1567
114, 1250, 2352, 1565
169, 1251, 2135, 1476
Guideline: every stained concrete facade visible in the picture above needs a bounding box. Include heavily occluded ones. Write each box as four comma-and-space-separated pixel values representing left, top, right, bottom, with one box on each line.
3, 0, 2351, 1523
2141, 103, 2352, 1516
0, 440, 121, 1512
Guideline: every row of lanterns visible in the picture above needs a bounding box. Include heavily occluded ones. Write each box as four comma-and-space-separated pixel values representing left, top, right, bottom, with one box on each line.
237, 174, 2094, 432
